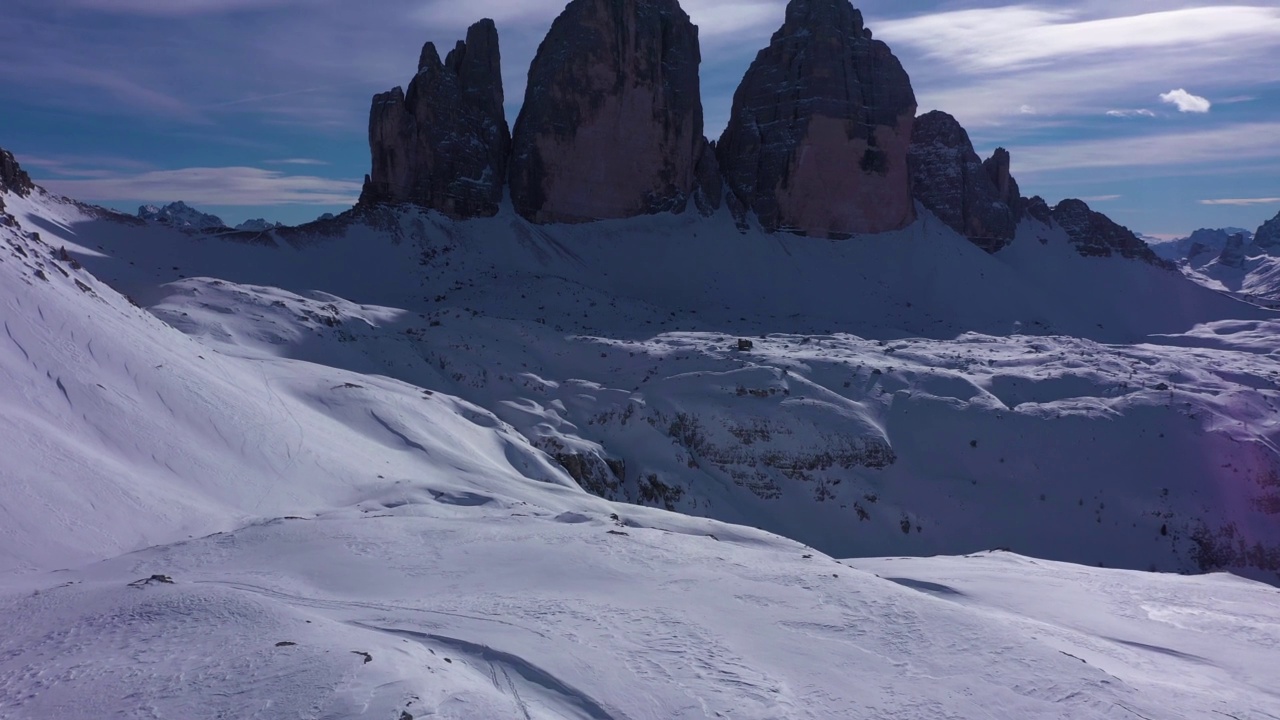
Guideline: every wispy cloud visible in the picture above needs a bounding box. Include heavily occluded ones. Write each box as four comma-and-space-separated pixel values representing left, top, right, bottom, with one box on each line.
1014, 122, 1280, 175
877, 6, 1280, 74
1081, 195, 1122, 202
1199, 198, 1280, 206
877, 5, 1280, 126
19, 154, 156, 177
37, 167, 361, 206
64, 0, 301, 15
1106, 109, 1156, 118
266, 158, 330, 166
203, 87, 332, 109
1159, 88, 1211, 113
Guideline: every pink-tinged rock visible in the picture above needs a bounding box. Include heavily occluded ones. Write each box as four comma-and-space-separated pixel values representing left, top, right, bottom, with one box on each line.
718, 0, 917, 238
509, 0, 706, 224
361, 19, 510, 219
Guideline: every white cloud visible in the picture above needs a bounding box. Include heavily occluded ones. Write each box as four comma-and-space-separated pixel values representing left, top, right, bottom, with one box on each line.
1159, 89, 1211, 113
267, 158, 330, 166
877, 6, 1280, 74
877, 5, 1280, 127
38, 167, 361, 206
1199, 198, 1280, 206
1080, 195, 1122, 202
1105, 109, 1156, 118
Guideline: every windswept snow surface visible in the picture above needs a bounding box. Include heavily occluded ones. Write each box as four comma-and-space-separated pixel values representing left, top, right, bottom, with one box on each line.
2, 188, 1280, 717
8, 191, 1275, 578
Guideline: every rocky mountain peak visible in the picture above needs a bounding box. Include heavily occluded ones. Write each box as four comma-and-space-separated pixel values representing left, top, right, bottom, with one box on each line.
908, 110, 1020, 253
717, 0, 917, 238
234, 218, 283, 232
138, 202, 227, 232
417, 42, 442, 73
1051, 199, 1168, 267
1217, 232, 1248, 268
1255, 209, 1280, 256
0, 148, 34, 197
508, 0, 709, 224
361, 18, 510, 219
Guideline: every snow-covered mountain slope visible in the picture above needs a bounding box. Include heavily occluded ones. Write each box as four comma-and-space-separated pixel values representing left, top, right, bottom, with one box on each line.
0, 192, 600, 574
4, 183, 1280, 718
1182, 253, 1280, 306
1145, 226, 1280, 305
7, 189, 1279, 580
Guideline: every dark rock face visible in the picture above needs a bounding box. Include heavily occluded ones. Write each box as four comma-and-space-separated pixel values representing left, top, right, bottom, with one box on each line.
1256, 210, 1280, 255
1187, 241, 1217, 263
908, 111, 1019, 253
1172, 228, 1239, 266
718, 0, 917, 238
509, 0, 705, 224
692, 139, 723, 216
982, 148, 1023, 219
361, 19, 510, 219
1051, 199, 1168, 266
1024, 196, 1053, 225
1217, 232, 1248, 268
1, 148, 34, 197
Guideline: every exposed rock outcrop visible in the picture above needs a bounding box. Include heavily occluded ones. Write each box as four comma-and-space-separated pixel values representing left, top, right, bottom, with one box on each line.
908, 111, 1019, 253
1024, 196, 1053, 225
1256, 210, 1280, 255
1168, 228, 1245, 266
1051, 199, 1168, 266
361, 19, 510, 219
509, 0, 706, 224
1217, 232, 1248, 268
1, 148, 34, 197
692, 139, 723, 216
718, 0, 917, 238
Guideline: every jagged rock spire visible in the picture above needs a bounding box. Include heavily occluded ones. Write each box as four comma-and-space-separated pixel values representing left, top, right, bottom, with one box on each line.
361, 19, 510, 219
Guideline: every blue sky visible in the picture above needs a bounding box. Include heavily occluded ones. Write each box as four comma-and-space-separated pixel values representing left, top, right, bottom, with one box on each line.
1, 0, 1278, 237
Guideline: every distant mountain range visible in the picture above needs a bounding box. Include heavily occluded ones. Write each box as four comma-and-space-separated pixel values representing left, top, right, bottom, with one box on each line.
137, 201, 284, 233
1144, 213, 1280, 304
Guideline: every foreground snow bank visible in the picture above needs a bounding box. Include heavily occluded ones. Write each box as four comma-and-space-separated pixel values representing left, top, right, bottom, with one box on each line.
6, 509, 1278, 719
